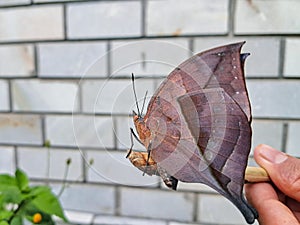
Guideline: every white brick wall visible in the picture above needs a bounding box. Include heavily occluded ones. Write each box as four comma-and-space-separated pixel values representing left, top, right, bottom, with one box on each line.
235, 0, 300, 34
12, 80, 79, 112
0, 114, 42, 145
248, 80, 300, 118
0, 146, 16, 174
38, 42, 108, 78
45, 115, 114, 148
81, 79, 154, 114
197, 195, 259, 225
94, 215, 166, 225
0, 80, 9, 111
0, 44, 34, 77
52, 184, 116, 214
147, 0, 228, 36
286, 122, 300, 156
0, 0, 30, 6
251, 120, 283, 153
67, 1, 142, 39
120, 187, 195, 221
87, 150, 160, 187
0, 5, 64, 41
17, 147, 84, 181
111, 39, 190, 76
284, 38, 300, 77
0, 1, 299, 225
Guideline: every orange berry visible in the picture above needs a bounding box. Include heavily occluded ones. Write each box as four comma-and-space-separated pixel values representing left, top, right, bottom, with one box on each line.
33, 213, 42, 223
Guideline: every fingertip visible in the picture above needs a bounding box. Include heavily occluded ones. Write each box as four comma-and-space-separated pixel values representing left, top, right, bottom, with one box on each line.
253, 144, 288, 167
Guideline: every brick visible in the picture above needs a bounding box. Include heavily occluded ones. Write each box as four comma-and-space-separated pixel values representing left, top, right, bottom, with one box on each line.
94, 215, 167, 225
111, 39, 190, 76
0, 44, 35, 77
247, 80, 300, 119
0, 114, 42, 145
64, 210, 94, 225
81, 79, 154, 114
235, 0, 300, 34
0, 146, 15, 174
12, 80, 79, 112
193, 38, 280, 77
45, 115, 114, 148
87, 150, 159, 187
251, 120, 283, 154
197, 194, 248, 224
284, 38, 300, 77
147, 0, 228, 36
286, 122, 300, 157
52, 183, 115, 214
120, 187, 194, 221
0, 80, 9, 111
17, 147, 83, 181
0, 5, 64, 42
67, 2, 141, 39
38, 42, 108, 78
0, 0, 30, 6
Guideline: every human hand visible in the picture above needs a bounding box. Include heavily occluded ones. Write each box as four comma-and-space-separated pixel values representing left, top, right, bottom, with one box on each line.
245, 144, 300, 225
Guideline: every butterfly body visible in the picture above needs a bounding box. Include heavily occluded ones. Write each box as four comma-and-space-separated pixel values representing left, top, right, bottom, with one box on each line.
128, 42, 257, 224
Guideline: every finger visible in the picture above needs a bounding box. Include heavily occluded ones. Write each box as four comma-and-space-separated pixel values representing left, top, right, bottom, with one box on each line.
286, 197, 300, 222
245, 182, 299, 225
253, 144, 300, 202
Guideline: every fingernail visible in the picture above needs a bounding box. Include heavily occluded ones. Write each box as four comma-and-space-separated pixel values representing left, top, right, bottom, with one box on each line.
258, 145, 288, 164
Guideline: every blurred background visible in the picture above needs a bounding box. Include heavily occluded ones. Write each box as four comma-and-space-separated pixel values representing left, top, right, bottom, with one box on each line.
0, 0, 299, 224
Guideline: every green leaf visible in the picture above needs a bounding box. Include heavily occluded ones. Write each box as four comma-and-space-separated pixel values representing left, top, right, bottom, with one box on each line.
0, 174, 17, 187
15, 169, 29, 192
20, 186, 48, 201
0, 210, 13, 220
30, 186, 50, 196
0, 221, 9, 225
0, 186, 22, 204
31, 189, 67, 222
10, 216, 22, 225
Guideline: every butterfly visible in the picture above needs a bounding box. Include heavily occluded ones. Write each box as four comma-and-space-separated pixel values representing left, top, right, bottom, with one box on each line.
126, 42, 258, 224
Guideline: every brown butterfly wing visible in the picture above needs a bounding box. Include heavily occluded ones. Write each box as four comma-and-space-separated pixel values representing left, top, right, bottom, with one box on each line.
143, 42, 257, 223
177, 89, 256, 223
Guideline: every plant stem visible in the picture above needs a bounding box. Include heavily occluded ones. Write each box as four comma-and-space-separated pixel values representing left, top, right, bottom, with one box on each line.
57, 161, 70, 197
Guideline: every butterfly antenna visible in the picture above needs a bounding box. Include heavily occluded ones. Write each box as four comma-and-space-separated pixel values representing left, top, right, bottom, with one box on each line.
131, 73, 141, 117
141, 90, 148, 116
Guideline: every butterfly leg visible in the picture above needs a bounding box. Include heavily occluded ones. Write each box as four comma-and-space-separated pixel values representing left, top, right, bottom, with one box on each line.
143, 141, 152, 176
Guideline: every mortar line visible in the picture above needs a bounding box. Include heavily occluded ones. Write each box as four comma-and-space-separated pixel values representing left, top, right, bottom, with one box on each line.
107, 41, 112, 77
278, 37, 286, 78
141, 0, 147, 37
193, 193, 199, 222
281, 122, 289, 153
115, 186, 121, 216
228, 0, 236, 37
7, 79, 13, 112
63, 3, 68, 41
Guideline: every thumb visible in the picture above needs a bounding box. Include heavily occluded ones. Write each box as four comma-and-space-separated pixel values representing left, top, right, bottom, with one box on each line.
254, 144, 300, 201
